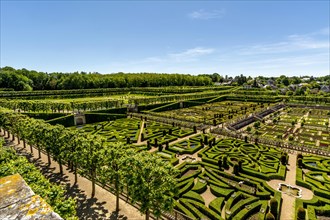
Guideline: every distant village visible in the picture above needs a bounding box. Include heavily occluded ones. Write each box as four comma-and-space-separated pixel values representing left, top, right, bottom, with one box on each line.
212, 74, 330, 95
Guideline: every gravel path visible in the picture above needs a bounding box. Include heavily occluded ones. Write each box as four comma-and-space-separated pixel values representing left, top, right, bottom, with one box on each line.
200, 186, 217, 207
267, 153, 314, 220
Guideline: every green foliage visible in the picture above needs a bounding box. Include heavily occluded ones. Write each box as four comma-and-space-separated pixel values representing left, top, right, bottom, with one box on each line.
297, 158, 303, 168
128, 152, 179, 218
297, 207, 306, 220
99, 142, 135, 212
266, 212, 276, 220
270, 197, 278, 218
0, 66, 212, 91
0, 141, 77, 219
233, 164, 239, 175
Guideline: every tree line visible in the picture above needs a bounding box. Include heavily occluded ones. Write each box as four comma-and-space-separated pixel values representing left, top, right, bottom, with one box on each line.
0, 112, 178, 219
0, 66, 212, 91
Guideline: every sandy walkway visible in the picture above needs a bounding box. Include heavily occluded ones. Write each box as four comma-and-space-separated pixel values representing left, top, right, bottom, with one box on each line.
200, 186, 217, 207
266, 153, 314, 220
136, 120, 145, 144
2, 134, 144, 220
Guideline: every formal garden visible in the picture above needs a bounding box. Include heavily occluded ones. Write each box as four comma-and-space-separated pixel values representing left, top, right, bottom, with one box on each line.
245, 107, 330, 152
0, 88, 330, 220
146, 100, 277, 126
296, 154, 330, 219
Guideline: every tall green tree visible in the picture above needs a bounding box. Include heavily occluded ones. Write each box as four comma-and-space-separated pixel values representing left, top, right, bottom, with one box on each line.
99, 143, 135, 213
80, 134, 105, 197
129, 152, 178, 220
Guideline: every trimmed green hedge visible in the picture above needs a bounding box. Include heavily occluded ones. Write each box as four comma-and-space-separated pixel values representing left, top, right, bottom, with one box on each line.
192, 179, 207, 194
209, 197, 225, 216
85, 113, 126, 123
88, 107, 127, 114
22, 112, 69, 120
182, 191, 205, 204
180, 198, 224, 220
46, 114, 74, 127
174, 201, 195, 219
177, 179, 194, 197
210, 184, 234, 200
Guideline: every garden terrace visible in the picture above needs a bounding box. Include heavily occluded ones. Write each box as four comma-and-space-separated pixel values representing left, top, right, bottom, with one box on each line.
71, 118, 141, 143
295, 155, 330, 219
148, 101, 274, 126
244, 107, 330, 153
130, 112, 208, 130
166, 133, 214, 155
230, 116, 256, 131
172, 138, 286, 220
0, 86, 234, 99
230, 104, 285, 130
199, 139, 287, 181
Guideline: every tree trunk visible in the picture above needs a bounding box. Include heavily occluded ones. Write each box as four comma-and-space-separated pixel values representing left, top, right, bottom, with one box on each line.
59, 159, 63, 175
116, 191, 120, 213
12, 134, 15, 141
91, 168, 96, 198
145, 209, 150, 220
47, 151, 51, 166
115, 180, 120, 213
18, 137, 20, 144
30, 144, 33, 154
74, 163, 78, 184
23, 140, 26, 148
7, 131, 10, 138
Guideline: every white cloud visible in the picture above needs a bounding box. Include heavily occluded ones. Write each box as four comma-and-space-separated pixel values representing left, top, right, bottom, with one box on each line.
169, 47, 215, 62
188, 9, 225, 20
238, 28, 329, 55
104, 28, 329, 76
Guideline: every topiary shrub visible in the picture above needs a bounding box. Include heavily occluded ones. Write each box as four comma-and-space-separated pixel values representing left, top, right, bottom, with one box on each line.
288, 135, 294, 141
266, 212, 275, 220
233, 164, 239, 175
165, 141, 169, 150
297, 158, 303, 168
223, 156, 229, 170
218, 159, 222, 170
297, 207, 306, 220
204, 136, 208, 144
281, 155, 287, 165
270, 198, 278, 218
238, 160, 243, 172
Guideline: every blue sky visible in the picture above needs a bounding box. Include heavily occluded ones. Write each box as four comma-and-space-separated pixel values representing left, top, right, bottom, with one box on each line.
1, 1, 329, 77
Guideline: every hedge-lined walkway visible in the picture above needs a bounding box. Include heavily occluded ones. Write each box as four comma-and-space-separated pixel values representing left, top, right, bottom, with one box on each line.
2, 134, 144, 220
267, 153, 314, 220
136, 120, 145, 144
